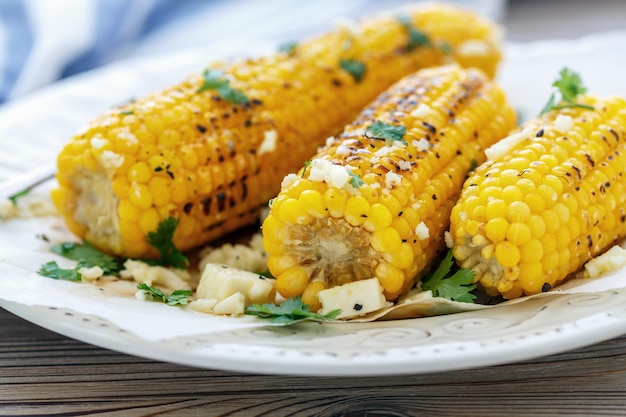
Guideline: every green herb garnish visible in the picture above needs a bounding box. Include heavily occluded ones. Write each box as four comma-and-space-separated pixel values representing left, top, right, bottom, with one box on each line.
301, 160, 311, 178
51, 241, 122, 275
278, 40, 298, 54
339, 58, 366, 83
144, 217, 189, 269
8, 189, 29, 205
37, 261, 86, 282
348, 170, 364, 188
137, 283, 192, 306
421, 249, 476, 303
119, 110, 134, 115
365, 120, 407, 144
245, 296, 341, 324
540, 68, 594, 115
397, 14, 431, 51
197, 69, 249, 105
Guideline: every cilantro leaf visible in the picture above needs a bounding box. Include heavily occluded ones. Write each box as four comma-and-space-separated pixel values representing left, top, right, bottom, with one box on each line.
245, 296, 341, 324
197, 69, 249, 105
539, 68, 594, 115
348, 170, 364, 188
301, 160, 311, 178
37, 261, 84, 282
8, 189, 29, 205
145, 217, 189, 269
365, 120, 407, 144
421, 250, 477, 303
51, 241, 122, 275
397, 14, 431, 51
137, 283, 192, 306
339, 59, 366, 83
278, 40, 298, 54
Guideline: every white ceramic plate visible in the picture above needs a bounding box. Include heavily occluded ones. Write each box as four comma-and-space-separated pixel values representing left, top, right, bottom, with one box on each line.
2, 32, 626, 376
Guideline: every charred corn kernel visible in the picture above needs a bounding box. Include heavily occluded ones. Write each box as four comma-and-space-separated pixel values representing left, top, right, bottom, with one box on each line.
53, 4, 502, 259
263, 65, 516, 301
450, 95, 626, 298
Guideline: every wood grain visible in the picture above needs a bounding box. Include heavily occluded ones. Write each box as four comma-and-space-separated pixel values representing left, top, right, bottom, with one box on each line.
2, 308, 626, 416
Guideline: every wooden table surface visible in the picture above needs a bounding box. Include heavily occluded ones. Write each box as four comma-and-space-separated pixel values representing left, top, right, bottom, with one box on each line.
4, 1, 626, 416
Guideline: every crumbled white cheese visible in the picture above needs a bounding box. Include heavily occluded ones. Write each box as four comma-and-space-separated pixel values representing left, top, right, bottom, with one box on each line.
212, 292, 247, 316
120, 259, 191, 290
384, 171, 402, 189
318, 278, 391, 319
188, 298, 218, 313
484, 128, 532, 161
415, 221, 430, 240
116, 128, 138, 143
78, 265, 104, 282
308, 158, 351, 189
281, 173, 299, 189
410, 104, 434, 119
198, 233, 268, 276
373, 140, 407, 159
412, 138, 431, 152
98, 150, 124, 176
584, 245, 626, 278
444, 231, 454, 249
257, 130, 278, 155
398, 161, 412, 171
457, 40, 490, 56
554, 114, 574, 134
196, 263, 276, 306
90, 137, 108, 150
335, 142, 353, 156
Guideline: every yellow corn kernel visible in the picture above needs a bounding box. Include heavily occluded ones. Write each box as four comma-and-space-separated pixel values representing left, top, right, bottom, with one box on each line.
278, 198, 312, 225
299, 190, 326, 218
324, 188, 348, 218
344, 196, 370, 227
484, 217, 508, 243
276, 267, 310, 298
127, 161, 152, 183
118, 199, 141, 222
301, 281, 327, 312
495, 241, 521, 267
371, 227, 402, 253
128, 182, 152, 209
363, 203, 392, 232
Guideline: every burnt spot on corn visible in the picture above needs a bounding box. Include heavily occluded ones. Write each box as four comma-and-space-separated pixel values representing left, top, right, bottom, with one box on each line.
216, 192, 227, 212
183, 202, 194, 214
201, 197, 212, 215
541, 283, 551, 292
536, 129, 544, 137
585, 154, 595, 167
196, 124, 207, 133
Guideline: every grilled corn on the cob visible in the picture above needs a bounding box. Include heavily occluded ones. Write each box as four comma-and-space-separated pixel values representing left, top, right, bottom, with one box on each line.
261, 65, 516, 309
51, 4, 502, 259
450, 95, 626, 299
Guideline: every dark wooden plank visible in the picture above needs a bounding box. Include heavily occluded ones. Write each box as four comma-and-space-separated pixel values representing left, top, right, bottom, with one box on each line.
3, 307, 626, 416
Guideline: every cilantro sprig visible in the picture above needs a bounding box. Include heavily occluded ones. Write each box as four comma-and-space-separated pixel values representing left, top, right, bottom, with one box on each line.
245, 297, 341, 324
540, 68, 594, 115
197, 69, 249, 105
51, 241, 122, 275
348, 170, 364, 188
137, 283, 192, 306
339, 58, 366, 83
278, 40, 298, 55
365, 120, 407, 145
37, 261, 87, 282
421, 250, 477, 303
145, 217, 189, 269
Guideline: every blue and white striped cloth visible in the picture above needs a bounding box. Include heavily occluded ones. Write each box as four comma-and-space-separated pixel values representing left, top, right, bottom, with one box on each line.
0, 0, 503, 106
